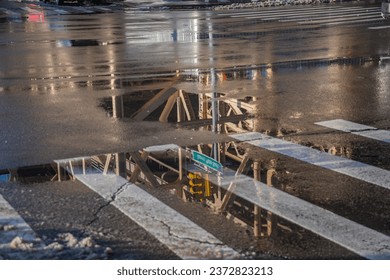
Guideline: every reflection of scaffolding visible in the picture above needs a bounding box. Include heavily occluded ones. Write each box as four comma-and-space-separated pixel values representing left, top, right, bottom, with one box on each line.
101, 79, 281, 238
125, 87, 254, 130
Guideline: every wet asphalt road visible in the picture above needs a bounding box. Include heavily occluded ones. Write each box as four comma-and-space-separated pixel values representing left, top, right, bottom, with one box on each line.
0, 1, 389, 259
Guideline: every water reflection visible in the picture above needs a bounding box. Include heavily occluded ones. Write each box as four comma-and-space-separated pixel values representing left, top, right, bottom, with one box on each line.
376, 61, 390, 112
97, 55, 390, 136
0, 172, 10, 182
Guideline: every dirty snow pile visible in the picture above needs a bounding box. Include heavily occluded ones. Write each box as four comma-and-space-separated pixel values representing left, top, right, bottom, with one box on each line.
1, 224, 113, 259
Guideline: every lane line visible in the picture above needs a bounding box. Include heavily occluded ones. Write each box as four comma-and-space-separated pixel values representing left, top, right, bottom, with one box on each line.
369, 25, 390, 29
316, 119, 390, 143
230, 132, 390, 190
75, 173, 240, 259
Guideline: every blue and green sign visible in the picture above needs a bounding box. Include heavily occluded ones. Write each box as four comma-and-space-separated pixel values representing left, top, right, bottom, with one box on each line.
191, 150, 223, 173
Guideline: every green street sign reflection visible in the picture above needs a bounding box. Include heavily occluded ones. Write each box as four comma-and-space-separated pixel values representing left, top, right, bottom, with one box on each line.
191, 150, 223, 173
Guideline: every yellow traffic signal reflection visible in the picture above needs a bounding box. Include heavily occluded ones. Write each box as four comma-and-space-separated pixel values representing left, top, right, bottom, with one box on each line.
185, 172, 212, 202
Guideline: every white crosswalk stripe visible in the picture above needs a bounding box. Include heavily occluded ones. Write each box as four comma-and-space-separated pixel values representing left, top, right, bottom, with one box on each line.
316, 119, 390, 143
280, 11, 380, 22
218, 6, 383, 26
75, 172, 240, 260
231, 132, 390, 190
301, 14, 382, 25
94, 7, 112, 12
369, 25, 390, 29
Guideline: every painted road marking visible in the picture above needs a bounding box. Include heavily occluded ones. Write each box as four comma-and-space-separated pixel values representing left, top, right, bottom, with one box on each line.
217, 6, 375, 17
75, 172, 239, 259
223, 6, 379, 21
53, 9, 70, 15
244, 9, 380, 21
218, 6, 383, 27
298, 14, 382, 25
369, 25, 390, 29
94, 7, 112, 12
72, 7, 94, 14
230, 132, 390, 190
0, 193, 44, 252
316, 119, 390, 143
207, 168, 390, 260
278, 11, 380, 22
323, 17, 384, 26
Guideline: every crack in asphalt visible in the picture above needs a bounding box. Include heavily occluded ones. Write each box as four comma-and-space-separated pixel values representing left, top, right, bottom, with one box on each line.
377, 244, 390, 252
350, 128, 379, 133
156, 219, 225, 247
86, 182, 128, 227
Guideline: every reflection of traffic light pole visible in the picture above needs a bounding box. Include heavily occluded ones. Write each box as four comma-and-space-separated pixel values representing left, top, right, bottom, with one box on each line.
211, 69, 219, 161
